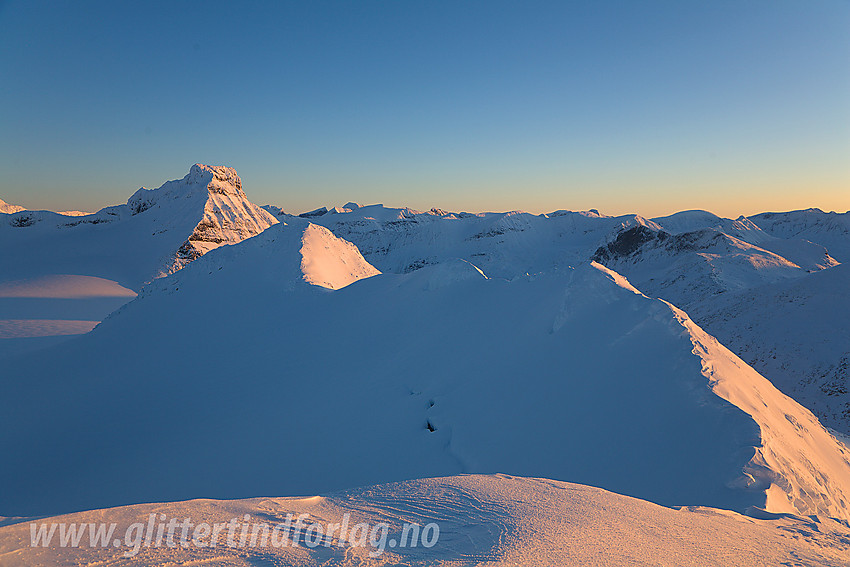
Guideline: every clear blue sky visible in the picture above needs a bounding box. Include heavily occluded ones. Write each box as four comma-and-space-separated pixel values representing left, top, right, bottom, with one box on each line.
1, 0, 848, 217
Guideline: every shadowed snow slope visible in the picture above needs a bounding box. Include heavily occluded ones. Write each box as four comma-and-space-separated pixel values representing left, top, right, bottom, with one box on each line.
2, 474, 849, 566
1, 227, 848, 522
0, 276, 139, 357
0, 164, 277, 291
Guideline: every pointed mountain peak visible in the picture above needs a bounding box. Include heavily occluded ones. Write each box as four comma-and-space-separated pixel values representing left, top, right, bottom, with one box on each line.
186, 163, 244, 196
0, 197, 25, 214
128, 164, 246, 215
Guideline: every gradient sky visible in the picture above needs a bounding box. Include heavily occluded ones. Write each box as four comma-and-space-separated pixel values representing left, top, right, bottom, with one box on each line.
1, 0, 848, 217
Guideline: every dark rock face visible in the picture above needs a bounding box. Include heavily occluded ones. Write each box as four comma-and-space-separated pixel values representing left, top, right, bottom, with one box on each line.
592, 226, 669, 263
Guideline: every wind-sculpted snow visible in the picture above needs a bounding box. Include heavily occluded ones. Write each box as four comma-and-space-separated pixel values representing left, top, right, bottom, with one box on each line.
687, 263, 850, 434
2, 232, 849, 524
665, 299, 850, 519
2, 474, 849, 566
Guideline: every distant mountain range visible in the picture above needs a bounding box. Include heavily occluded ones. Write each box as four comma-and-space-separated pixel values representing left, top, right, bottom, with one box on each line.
1, 166, 848, 542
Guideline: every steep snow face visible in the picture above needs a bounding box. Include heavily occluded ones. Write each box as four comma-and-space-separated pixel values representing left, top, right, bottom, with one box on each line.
2, 240, 848, 522
305, 204, 661, 278
3, 474, 849, 567
687, 263, 850, 434
653, 210, 837, 271
127, 164, 278, 275
591, 226, 807, 308
0, 198, 24, 214
749, 209, 850, 263
665, 300, 850, 519
299, 223, 382, 289
0, 164, 277, 290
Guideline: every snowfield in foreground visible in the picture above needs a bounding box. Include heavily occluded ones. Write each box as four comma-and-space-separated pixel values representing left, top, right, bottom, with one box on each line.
1, 474, 849, 566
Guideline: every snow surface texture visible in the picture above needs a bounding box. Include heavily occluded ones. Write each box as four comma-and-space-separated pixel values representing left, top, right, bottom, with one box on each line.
0, 275, 137, 299
2, 474, 849, 567
0, 164, 277, 291
2, 227, 849, 527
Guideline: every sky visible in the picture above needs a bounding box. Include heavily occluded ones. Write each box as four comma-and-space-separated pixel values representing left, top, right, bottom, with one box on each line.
1, 0, 848, 218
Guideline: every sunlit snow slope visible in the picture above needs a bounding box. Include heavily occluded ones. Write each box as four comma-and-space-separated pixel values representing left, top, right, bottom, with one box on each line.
2, 474, 849, 567
687, 263, 850, 433
0, 198, 24, 215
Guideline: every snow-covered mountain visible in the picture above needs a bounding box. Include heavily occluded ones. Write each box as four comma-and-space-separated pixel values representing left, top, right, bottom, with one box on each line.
3, 474, 849, 566
749, 208, 850, 263
2, 223, 848, 525
251, 202, 850, 436
3, 192, 850, 563
125, 164, 278, 275
281, 204, 837, 284
590, 225, 810, 309
0, 198, 24, 215
653, 210, 838, 271
0, 164, 277, 291
299, 203, 663, 278
583, 209, 849, 433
